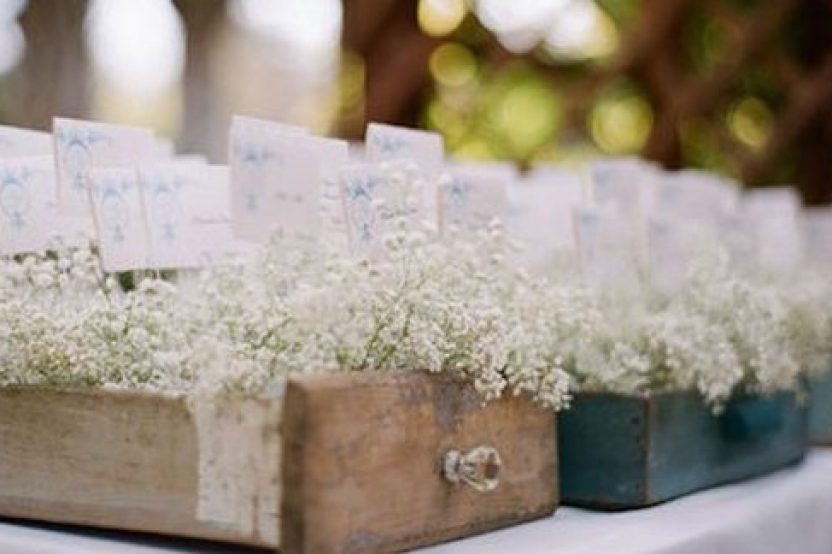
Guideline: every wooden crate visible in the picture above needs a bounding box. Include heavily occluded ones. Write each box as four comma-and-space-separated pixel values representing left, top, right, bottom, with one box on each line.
558, 390, 807, 509
0, 373, 557, 552
809, 368, 832, 445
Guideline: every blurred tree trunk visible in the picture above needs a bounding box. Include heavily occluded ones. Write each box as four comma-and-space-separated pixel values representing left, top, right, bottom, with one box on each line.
173, 0, 226, 158
2, 0, 89, 129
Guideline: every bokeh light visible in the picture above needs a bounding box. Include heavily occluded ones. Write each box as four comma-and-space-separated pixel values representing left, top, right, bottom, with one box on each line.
429, 43, 478, 88
0, 0, 25, 77
589, 83, 653, 154
229, 0, 342, 67
85, 0, 185, 98
418, 0, 467, 37
727, 96, 773, 150
543, 0, 619, 61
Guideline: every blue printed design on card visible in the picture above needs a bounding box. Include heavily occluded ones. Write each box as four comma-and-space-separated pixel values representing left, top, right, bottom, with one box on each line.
56, 128, 111, 191
371, 134, 409, 157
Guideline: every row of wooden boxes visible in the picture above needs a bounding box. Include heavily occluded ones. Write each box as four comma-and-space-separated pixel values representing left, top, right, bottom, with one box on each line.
0, 370, 830, 553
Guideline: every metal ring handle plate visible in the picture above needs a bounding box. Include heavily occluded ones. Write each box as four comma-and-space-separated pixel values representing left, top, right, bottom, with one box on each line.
442, 445, 502, 492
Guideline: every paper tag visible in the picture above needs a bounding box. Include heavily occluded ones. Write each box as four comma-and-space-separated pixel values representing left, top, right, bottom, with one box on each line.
0, 156, 54, 255
588, 157, 656, 218
742, 187, 802, 272
87, 167, 150, 271
53, 118, 158, 217
646, 216, 701, 294
654, 170, 739, 225
504, 168, 585, 272
448, 160, 520, 182
438, 173, 507, 237
142, 164, 243, 269
801, 207, 832, 267
229, 117, 322, 245
0, 125, 53, 158
365, 123, 444, 177
339, 161, 428, 256
573, 205, 641, 289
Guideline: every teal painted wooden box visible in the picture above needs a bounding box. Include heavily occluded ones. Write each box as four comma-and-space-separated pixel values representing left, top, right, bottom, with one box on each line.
559, 391, 808, 509
809, 368, 832, 445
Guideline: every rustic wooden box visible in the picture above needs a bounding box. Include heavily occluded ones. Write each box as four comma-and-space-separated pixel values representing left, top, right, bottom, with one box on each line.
809, 368, 832, 445
558, 391, 807, 509
0, 373, 557, 552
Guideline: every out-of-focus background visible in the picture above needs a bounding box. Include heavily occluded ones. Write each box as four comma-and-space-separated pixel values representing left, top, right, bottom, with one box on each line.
1, 0, 831, 203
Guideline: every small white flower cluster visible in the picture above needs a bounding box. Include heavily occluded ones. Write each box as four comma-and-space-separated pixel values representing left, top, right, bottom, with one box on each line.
0, 164, 829, 413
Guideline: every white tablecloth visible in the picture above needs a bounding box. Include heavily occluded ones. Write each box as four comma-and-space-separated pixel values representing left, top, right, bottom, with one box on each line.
3, 449, 832, 553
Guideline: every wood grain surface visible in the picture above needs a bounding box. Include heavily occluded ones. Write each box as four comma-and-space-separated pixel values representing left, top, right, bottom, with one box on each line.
0, 387, 282, 548
281, 372, 557, 554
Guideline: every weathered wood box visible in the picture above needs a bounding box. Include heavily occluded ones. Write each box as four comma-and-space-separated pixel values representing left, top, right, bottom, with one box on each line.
809, 367, 832, 445
0, 372, 557, 552
558, 391, 807, 509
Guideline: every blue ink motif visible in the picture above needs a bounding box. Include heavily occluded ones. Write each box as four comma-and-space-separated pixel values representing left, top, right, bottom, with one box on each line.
149, 178, 183, 242
0, 175, 30, 230
55, 128, 110, 192
98, 179, 132, 244
233, 141, 280, 167
346, 174, 379, 245
446, 178, 470, 211
371, 135, 409, 157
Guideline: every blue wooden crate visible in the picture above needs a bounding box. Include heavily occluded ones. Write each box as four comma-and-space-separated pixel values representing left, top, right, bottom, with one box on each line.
558, 391, 807, 509
809, 368, 832, 445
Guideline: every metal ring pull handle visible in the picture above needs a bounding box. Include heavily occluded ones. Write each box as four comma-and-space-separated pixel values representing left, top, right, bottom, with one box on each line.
442, 446, 502, 492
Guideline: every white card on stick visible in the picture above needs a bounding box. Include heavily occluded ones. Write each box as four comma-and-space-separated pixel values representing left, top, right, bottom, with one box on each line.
0, 156, 54, 255
229, 117, 322, 245
87, 167, 150, 272
0, 125, 52, 158
365, 123, 444, 177
573, 205, 641, 289
53, 118, 158, 217
438, 172, 507, 238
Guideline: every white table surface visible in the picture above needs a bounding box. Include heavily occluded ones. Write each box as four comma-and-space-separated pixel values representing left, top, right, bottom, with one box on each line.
3, 449, 832, 553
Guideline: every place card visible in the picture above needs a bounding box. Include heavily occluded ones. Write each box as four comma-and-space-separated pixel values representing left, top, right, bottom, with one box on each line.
573, 205, 641, 289
0, 156, 54, 255
339, 161, 429, 256
654, 170, 739, 225
645, 216, 698, 294
588, 157, 656, 219
801, 207, 832, 266
742, 187, 803, 272
53, 118, 158, 217
141, 163, 250, 269
229, 117, 322, 245
0, 125, 52, 158
365, 123, 444, 177
438, 173, 507, 238
87, 167, 150, 272
504, 168, 585, 272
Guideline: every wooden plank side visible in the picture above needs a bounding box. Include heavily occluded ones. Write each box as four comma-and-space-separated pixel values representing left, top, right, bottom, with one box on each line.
0, 387, 282, 548
281, 372, 557, 554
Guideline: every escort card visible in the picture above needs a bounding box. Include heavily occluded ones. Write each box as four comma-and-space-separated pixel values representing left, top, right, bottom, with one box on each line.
505, 169, 585, 273
53, 118, 158, 217
645, 216, 703, 294
0, 125, 52, 158
573, 205, 641, 289
742, 187, 803, 272
654, 170, 739, 225
0, 156, 54, 255
229, 117, 322, 245
801, 207, 832, 267
365, 123, 444, 177
588, 157, 656, 219
339, 161, 429, 256
438, 172, 507, 238
145, 164, 243, 268
87, 167, 150, 272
